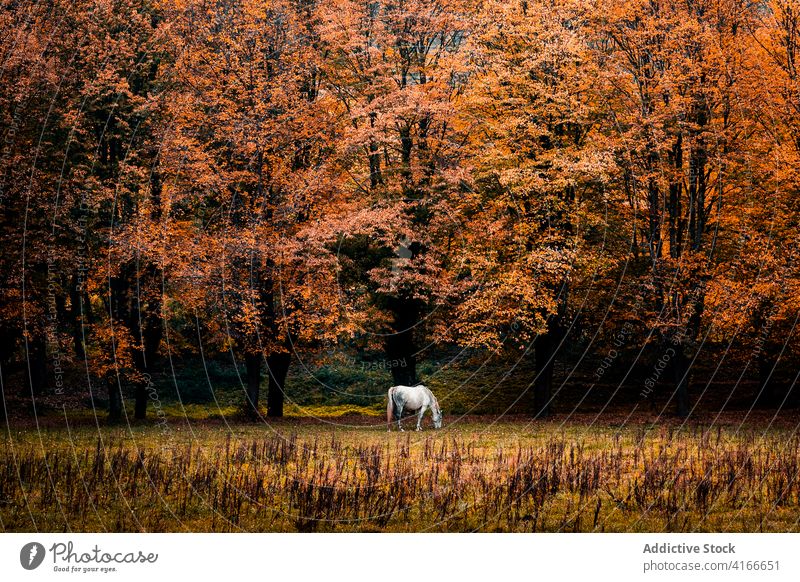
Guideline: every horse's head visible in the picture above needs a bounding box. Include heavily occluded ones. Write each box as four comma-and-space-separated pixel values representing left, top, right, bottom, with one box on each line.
432, 403, 443, 429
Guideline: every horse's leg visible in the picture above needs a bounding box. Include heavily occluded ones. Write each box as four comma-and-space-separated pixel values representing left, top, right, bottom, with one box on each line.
397, 404, 404, 431
416, 405, 427, 431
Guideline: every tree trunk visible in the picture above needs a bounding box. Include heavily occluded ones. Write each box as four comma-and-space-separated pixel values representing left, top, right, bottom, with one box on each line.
0, 325, 17, 403
132, 166, 165, 420
367, 108, 383, 189
107, 270, 133, 419
667, 133, 683, 261
384, 297, 418, 386
266, 352, 291, 417
245, 353, 261, 417
108, 377, 122, 423
533, 287, 568, 418
756, 350, 778, 408
672, 345, 690, 417
28, 336, 48, 396
132, 275, 163, 420
533, 333, 555, 418
69, 274, 86, 360
134, 383, 148, 420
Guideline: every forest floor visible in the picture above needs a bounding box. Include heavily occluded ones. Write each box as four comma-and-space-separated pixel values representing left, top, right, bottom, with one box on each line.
2, 411, 799, 532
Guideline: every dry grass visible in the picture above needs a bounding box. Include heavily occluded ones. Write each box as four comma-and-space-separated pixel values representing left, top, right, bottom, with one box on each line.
1, 415, 799, 532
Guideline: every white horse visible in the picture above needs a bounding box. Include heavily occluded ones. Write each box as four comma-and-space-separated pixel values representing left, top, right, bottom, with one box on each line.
386, 384, 442, 431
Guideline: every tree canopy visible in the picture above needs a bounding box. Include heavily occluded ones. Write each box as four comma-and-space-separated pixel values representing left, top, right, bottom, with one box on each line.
2, 0, 799, 420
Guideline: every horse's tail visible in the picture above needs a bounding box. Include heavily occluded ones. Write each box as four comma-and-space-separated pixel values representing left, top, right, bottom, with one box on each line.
386, 387, 395, 429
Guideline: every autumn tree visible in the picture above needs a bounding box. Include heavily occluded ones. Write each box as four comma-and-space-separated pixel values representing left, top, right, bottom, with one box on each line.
317, 0, 471, 385
0, 0, 167, 421
453, 0, 612, 416
593, 0, 756, 415
704, 0, 800, 407
161, 0, 344, 417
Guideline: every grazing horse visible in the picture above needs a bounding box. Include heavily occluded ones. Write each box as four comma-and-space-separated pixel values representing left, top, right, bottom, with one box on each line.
386, 384, 442, 431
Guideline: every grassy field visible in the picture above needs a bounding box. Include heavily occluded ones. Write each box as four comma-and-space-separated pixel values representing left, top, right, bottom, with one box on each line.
2, 412, 799, 532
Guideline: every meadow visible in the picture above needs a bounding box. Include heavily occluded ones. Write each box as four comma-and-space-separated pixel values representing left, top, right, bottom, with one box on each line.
2, 412, 799, 532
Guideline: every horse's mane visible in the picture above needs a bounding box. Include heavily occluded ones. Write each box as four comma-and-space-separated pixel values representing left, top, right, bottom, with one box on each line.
423, 386, 440, 412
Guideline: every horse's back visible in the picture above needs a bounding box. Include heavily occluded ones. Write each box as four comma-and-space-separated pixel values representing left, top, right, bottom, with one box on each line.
390, 384, 428, 409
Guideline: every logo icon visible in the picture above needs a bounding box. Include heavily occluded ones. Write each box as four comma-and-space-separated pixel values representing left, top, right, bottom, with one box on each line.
20, 542, 46, 570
